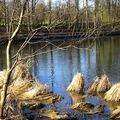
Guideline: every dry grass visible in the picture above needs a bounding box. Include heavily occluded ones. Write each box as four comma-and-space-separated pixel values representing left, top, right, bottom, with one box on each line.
88, 76, 100, 95
71, 102, 95, 114
40, 108, 68, 119
104, 83, 120, 102
97, 74, 112, 94
69, 92, 84, 103
0, 61, 62, 119
9, 78, 32, 96
9, 78, 50, 101
67, 73, 84, 94
109, 107, 120, 119
0, 61, 59, 103
9, 61, 51, 100
12, 61, 31, 80
0, 70, 6, 88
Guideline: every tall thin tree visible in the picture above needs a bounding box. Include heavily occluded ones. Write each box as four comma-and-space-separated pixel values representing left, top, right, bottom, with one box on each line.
0, 0, 28, 118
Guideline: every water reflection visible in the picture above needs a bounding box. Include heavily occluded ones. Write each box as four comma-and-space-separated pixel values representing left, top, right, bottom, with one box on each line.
96, 36, 120, 83
0, 46, 6, 70
69, 92, 84, 103
0, 36, 120, 119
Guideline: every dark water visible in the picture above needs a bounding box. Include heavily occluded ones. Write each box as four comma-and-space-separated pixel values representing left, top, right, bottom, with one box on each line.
0, 36, 120, 119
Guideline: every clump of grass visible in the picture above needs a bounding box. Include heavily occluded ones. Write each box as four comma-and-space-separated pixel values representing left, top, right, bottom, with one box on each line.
67, 73, 84, 94
104, 83, 120, 102
97, 74, 112, 94
88, 76, 100, 95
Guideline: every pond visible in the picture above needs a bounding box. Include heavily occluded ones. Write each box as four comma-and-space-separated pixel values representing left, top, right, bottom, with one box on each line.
0, 36, 120, 119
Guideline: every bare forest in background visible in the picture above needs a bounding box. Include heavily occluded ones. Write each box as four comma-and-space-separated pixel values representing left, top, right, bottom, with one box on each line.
0, 0, 120, 34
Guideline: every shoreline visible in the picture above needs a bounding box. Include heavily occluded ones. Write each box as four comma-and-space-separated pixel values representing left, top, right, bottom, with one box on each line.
0, 30, 120, 43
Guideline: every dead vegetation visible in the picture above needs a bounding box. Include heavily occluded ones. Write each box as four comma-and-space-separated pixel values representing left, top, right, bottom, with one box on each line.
109, 107, 120, 119
97, 74, 112, 94
67, 73, 120, 119
0, 61, 56, 102
0, 61, 62, 119
70, 102, 105, 114
71, 102, 94, 113
105, 85, 120, 120
68, 92, 84, 103
88, 76, 100, 95
1, 64, 120, 120
0, 70, 6, 88
40, 108, 69, 120
104, 83, 120, 102
67, 73, 84, 94
88, 74, 112, 96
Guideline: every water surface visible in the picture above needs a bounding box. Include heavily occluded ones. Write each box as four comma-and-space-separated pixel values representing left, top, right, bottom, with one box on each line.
0, 36, 120, 119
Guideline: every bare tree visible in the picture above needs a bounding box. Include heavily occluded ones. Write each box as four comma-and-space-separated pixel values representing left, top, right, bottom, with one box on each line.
94, 0, 99, 28
75, 0, 79, 26
48, 0, 52, 25
83, 0, 89, 30
0, 0, 28, 118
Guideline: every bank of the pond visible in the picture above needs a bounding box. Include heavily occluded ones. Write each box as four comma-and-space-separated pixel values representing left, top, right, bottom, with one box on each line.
0, 30, 120, 43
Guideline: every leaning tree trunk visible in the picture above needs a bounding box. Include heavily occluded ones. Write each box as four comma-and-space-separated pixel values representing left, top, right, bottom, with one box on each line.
0, 40, 11, 117
0, 0, 28, 118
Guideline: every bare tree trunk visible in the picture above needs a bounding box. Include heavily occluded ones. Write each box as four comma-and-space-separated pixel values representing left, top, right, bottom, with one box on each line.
27, 1, 31, 32
3, 0, 8, 32
48, 0, 52, 25
107, 0, 111, 24
0, 0, 28, 118
75, 0, 79, 28
31, 0, 37, 28
0, 40, 11, 117
94, 0, 99, 28
83, 0, 88, 30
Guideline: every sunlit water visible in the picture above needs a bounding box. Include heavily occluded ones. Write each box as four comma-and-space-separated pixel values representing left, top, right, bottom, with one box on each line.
0, 36, 120, 119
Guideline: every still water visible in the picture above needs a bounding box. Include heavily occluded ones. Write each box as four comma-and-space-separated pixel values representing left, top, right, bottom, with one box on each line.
0, 36, 120, 119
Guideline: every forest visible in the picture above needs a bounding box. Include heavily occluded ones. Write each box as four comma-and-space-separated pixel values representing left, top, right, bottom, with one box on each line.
0, 0, 120, 34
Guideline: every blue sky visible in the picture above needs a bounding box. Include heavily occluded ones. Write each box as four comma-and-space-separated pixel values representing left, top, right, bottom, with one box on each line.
43, 0, 94, 8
